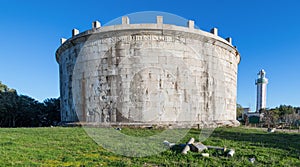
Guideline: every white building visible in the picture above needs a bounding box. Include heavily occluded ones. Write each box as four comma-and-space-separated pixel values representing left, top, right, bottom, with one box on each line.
256, 69, 268, 112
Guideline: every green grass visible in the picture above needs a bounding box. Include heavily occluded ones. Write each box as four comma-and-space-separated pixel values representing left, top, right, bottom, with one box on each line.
0, 127, 299, 166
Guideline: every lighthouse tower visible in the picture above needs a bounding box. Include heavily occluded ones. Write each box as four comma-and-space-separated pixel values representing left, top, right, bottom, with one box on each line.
256, 69, 268, 112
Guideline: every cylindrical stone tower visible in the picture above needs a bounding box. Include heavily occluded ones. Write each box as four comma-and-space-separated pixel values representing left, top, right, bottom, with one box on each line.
56, 16, 241, 127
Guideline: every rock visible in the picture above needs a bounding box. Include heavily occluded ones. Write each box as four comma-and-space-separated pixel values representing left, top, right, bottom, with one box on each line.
249, 158, 255, 163
190, 142, 207, 152
181, 145, 190, 154
201, 153, 209, 157
163, 140, 176, 148
181, 138, 194, 154
207, 145, 227, 152
227, 149, 235, 157
267, 128, 276, 133
186, 138, 195, 145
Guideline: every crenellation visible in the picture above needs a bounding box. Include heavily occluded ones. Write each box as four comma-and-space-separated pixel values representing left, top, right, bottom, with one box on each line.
72, 28, 79, 37
57, 16, 236, 51
210, 28, 218, 36
226, 37, 232, 44
60, 38, 67, 44
92, 21, 101, 29
156, 16, 163, 25
122, 16, 130, 24
187, 20, 194, 29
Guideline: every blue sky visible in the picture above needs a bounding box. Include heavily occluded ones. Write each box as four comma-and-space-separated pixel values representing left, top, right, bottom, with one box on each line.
0, 0, 299, 109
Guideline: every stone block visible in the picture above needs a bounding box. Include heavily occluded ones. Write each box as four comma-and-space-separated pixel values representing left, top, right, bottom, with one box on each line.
187, 20, 194, 29
210, 28, 218, 36
122, 16, 130, 24
92, 21, 101, 29
156, 16, 163, 25
181, 138, 195, 154
201, 153, 209, 157
60, 38, 67, 44
226, 37, 232, 44
72, 29, 79, 37
227, 149, 235, 157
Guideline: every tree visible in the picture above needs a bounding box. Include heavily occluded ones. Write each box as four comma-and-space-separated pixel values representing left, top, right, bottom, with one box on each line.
0, 89, 18, 127
16, 95, 43, 127
259, 105, 300, 128
236, 103, 243, 119
0, 81, 8, 92
0, 81, 61, 127
261, 108, 279, 128
42, 98, 61, 126
278, 105, 295, 117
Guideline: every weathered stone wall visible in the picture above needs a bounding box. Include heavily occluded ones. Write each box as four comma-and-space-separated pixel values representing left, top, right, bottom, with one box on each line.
56, 17, 240, 127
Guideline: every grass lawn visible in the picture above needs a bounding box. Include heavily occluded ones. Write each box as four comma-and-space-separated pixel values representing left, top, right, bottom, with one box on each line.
0, 126, 299, 166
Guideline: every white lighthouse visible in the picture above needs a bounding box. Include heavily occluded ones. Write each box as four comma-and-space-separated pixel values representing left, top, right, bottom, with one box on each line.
256, 69, 268, 112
